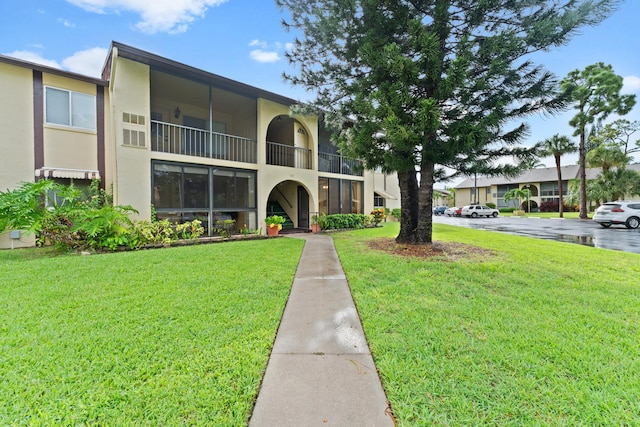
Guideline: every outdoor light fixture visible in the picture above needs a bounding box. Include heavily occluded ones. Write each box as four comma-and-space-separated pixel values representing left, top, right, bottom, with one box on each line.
174, 106, 181, 118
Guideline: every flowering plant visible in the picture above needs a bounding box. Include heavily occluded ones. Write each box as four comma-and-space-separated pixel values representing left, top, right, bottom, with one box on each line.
265, 215, 285, 230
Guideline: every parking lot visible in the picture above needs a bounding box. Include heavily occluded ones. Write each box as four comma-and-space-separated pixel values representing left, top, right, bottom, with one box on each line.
433, 214, 640, 255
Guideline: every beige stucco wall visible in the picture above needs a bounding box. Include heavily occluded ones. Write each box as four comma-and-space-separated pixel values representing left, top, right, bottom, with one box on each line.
42, 74, 99, 170
0, 62, 35, 191
0, 63, 36, 249
257, 98, 319, 229
109, 55, 152, 220
372, 171, 401, 211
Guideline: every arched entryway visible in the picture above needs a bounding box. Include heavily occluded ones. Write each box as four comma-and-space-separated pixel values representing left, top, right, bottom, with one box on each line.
266, 180, 313, 231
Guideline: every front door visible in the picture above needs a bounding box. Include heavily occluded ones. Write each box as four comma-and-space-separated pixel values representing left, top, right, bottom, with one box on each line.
298, 186, 309, 228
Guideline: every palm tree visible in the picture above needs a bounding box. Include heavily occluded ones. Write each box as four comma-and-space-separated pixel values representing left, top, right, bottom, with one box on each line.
539, 134, 577, 218
503, 188, 532, 212
586, 144, 631, 174
519, 157, 545, 170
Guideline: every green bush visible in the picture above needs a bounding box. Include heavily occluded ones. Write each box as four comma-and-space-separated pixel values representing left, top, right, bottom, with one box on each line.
391, 208, 401, 221
499, 207, 516, 213
320, 213, 372, 230
486, 202, 496, 209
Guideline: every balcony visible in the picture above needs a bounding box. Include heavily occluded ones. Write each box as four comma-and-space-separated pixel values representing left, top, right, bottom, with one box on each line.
318, 152, 363, 176
151, 120, 257, 164
266, 141, 312, 170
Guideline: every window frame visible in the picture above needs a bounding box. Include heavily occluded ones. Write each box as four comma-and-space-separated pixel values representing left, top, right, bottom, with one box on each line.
45, 86, 96, 131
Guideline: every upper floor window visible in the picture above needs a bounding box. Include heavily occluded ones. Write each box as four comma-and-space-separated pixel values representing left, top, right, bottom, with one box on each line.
45, 87, 96, 131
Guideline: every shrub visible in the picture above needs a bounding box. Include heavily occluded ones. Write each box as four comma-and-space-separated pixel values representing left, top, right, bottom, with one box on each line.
499, 207, 516, 213
131, 219, 174, 247
539, 201, 578, 213
370, 208, 386, 225
320, 213, 370, 230
486, 202, 496, 209
391, 208, 401, 221
539, 200, 559, 212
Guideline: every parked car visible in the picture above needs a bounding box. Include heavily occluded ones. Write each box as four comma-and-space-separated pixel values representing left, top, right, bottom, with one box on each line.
461, 204, 499, 218
593, 201, 640, 229
433, 206, 447, 215
445, 206, 462, 217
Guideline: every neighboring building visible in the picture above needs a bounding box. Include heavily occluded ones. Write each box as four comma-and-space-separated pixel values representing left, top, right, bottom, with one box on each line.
372, 167, 401, 211
0, 42, 385, 248
454, 164, 640, 210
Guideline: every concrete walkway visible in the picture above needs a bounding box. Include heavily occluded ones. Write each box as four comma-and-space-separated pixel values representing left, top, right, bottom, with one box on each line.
249, 234, 394, 426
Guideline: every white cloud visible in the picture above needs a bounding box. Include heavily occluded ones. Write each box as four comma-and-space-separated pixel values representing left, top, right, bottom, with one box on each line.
4, 47, 108, 78
248, 39, 290, 63
57, 18, 76, 27
622, 75, 640, 94
3, 50, 61, 69
62, 47, 109, 77
249, 39, 267, 48
65, 0, 227, 33
250, 49, 280, 63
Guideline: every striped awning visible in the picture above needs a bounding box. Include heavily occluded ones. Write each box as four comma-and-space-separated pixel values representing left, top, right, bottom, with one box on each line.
35, 167, 101, 180
374, 189, 397, 200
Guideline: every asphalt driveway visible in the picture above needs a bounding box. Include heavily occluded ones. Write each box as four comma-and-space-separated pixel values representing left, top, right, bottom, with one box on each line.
433, 215, 640, 255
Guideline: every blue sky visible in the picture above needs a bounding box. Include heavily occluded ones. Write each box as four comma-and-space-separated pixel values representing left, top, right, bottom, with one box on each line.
1, 0, 639, 167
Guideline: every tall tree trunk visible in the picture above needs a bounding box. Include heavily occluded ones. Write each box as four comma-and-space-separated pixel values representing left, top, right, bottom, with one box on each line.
416, 162, 435, 244
396, 169, 419, 244
579, 129, 588, 219
555, 155, 564, 218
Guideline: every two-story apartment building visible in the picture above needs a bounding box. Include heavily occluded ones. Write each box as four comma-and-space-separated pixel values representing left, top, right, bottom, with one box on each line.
0, 42, 397, 248
454, 164, 640, 210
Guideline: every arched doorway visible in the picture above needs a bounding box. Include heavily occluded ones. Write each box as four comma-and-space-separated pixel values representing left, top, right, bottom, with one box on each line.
266, 180, 312, 231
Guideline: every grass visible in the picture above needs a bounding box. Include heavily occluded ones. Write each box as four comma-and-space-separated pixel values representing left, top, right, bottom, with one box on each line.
333, 223, 640, 426
0, 239, 304, 425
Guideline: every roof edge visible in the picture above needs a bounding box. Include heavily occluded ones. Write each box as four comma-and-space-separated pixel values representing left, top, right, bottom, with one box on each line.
0, 54, 108, 86
110, 41, 301, 106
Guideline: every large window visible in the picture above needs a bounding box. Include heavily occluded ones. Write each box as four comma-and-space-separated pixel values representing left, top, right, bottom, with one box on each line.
540, 181, 568, 202
45, 87, 96, 130
318, 177, 363, 214
152, 161, 257, 233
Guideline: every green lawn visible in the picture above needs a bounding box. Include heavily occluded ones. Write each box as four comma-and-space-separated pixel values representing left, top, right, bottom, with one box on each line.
0, 239, 303, 425
333, 223, 640, 426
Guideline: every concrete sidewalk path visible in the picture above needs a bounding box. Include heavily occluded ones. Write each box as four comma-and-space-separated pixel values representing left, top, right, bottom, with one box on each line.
249, 234, 394, 426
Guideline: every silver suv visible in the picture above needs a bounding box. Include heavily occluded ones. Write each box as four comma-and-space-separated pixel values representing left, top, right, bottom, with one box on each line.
593, 201, 640, 229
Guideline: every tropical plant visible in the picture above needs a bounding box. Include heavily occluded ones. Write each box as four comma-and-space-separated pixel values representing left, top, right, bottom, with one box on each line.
561, 62, 636, 218
370, 208, 386, 226
503, 188, 532, 212
277, 0, 618, 245
586, 144, 631, 173
539, 134, 577, 217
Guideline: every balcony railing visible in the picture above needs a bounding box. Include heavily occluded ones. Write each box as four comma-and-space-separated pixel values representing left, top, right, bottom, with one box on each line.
266, 141, 312, 170
151, 120, 257, 164
318, 152, 363, 176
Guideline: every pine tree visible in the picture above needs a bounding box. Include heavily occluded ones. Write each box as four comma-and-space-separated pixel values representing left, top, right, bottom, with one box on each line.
278, 0, 621, 243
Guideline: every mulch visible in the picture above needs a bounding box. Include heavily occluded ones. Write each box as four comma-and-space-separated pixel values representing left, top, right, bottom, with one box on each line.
367, 238, 495, 261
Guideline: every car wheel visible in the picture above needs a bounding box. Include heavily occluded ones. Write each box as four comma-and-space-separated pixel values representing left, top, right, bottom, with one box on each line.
492, 212, 498, 218
471, 212, 478, 218
599, 223, 611, 228
625, 216, 640, 229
